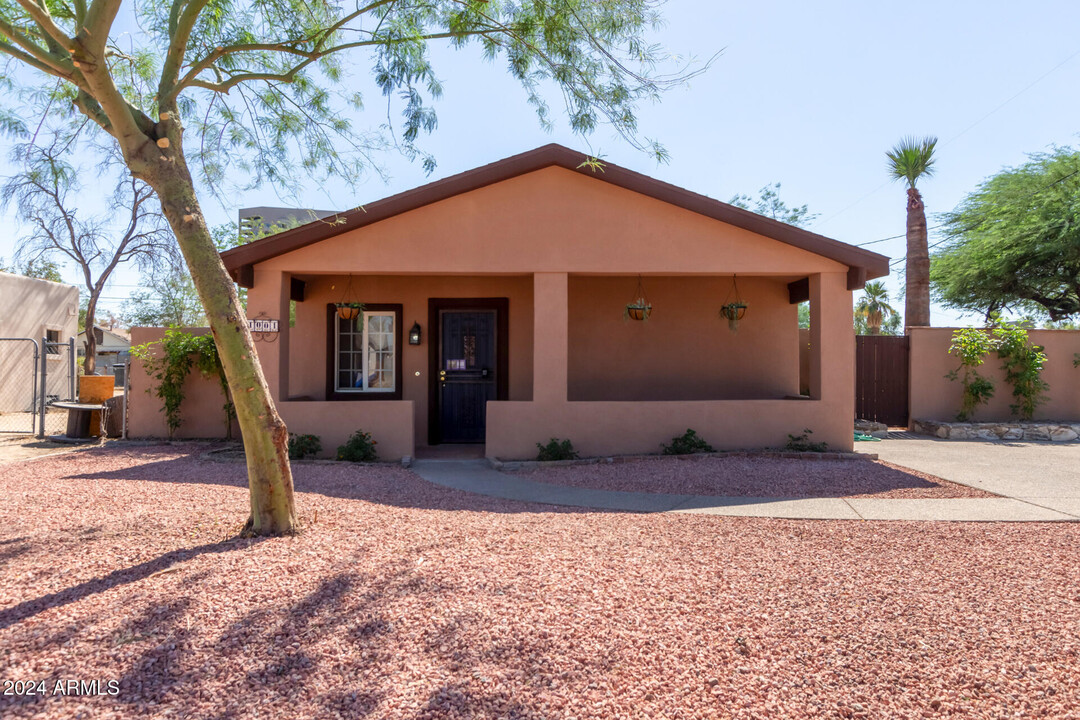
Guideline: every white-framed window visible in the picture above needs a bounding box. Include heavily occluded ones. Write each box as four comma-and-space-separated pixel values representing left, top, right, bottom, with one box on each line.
335, 310, 396, 393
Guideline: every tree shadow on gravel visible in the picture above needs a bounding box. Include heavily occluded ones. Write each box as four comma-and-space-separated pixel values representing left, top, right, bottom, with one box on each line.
0, 538, 264, 632
61, 448, 610, 514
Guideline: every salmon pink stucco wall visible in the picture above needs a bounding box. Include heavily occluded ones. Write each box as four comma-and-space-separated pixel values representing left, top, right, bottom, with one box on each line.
487, 271, 855, 458
127, 327, 241, 440
909, 327, 1080, 423
568, 275, 799, 401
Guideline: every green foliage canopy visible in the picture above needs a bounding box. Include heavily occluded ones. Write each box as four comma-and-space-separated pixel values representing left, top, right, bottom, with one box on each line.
0, 0, 703, 195
931, 148, 1080, 321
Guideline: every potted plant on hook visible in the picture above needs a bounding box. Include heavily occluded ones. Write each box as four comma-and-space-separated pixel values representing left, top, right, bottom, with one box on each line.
333, 274, 364, 321
720, 275, 748, 332
624, 274, 652, 321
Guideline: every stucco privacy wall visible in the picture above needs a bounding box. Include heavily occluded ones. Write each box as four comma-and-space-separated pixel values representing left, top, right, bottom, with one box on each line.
488, 271, 855, 458
568, 276, 799, 401
128, 328, 241, 439
909, 327, 1080, 423
0, 272, 78, 412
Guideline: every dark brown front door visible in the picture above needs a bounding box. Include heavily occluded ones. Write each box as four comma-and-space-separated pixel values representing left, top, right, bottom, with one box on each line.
438, 310, 496, 443
428, 298, 509, 444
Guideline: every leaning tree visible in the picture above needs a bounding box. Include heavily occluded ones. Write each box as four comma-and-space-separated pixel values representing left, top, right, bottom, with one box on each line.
0, 0, 698, 535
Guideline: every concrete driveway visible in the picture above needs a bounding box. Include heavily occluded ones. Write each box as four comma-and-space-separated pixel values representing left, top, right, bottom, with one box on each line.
863, 435, 1080, 519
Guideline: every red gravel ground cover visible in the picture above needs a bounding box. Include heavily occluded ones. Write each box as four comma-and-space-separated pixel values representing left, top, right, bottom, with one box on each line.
513, 455, 995, 499
1, 444, 1076, 719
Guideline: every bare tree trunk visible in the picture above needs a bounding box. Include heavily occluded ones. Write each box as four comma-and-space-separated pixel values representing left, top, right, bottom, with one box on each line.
83, 296, 98, 374
135, 136, 296, 536
904, 187, 931, 328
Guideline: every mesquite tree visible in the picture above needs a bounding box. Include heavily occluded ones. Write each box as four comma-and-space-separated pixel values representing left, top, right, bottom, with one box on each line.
0, 0, 696, 535
2, 138, 173, 373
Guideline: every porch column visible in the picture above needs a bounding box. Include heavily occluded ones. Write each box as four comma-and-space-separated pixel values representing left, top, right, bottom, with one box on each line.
809, 271, 856, 448
246, 267, 291, 402
532, 272, 568, 404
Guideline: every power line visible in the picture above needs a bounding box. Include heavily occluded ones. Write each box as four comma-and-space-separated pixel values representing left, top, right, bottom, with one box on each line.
813, 45, 1080, 232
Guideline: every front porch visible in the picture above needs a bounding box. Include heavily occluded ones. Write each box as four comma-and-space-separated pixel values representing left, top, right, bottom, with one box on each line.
247, 269, 853, 460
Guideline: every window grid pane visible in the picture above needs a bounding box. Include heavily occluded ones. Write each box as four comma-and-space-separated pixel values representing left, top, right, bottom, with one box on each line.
336, 311, 395, 392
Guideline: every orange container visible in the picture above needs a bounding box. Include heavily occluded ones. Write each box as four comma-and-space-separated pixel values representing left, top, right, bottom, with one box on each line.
79, 375, 115, 436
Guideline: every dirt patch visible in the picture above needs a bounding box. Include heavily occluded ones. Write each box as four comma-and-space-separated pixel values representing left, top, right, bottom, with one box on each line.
0, 444, 1075, 719
512, 454, 996, 499
0, 436, 80, 464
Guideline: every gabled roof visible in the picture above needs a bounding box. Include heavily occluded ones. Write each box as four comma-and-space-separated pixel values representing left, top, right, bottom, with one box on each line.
221, 144, 889, 289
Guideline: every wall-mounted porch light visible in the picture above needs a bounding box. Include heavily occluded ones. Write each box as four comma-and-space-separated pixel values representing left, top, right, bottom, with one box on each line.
409, 322, 422, 345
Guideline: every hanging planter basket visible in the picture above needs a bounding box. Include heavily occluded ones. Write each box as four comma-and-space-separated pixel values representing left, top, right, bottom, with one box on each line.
720, 302, 748, 331
335, 302, 363, 321
719, 275, 748, 332
334, 273, 363, 321
624, 275, 653, 322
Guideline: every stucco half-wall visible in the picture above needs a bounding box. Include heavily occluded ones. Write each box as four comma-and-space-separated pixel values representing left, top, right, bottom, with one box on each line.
909, 327, 1080, 423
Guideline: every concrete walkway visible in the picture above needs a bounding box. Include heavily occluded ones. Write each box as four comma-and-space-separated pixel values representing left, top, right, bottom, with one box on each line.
411, 456, 1079, 522
862, 435, 1080, 519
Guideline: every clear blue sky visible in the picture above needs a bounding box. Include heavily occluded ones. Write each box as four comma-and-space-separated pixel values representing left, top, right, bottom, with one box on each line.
2, 0, 1079, 325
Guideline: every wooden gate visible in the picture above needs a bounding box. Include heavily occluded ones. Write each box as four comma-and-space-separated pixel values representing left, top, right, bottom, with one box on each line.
855, 335, 909, 427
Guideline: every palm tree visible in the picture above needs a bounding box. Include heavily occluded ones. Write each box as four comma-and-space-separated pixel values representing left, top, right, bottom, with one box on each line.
886, 136, 937, 328
855, 281, 897, 334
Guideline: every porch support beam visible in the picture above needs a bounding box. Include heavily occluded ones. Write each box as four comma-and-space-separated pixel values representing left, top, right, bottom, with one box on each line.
290, 277, 306, 302
787, 277, 809, 304
533, 272, 569, 404
846, 266, 868, 291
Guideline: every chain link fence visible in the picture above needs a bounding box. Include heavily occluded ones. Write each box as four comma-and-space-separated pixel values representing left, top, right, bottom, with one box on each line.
0, 336, 76, 436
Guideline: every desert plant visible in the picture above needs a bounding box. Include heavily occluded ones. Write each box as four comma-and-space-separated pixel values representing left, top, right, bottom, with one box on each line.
992, 322, 1048, 420
536, 438, 579, 462
785, 429, 828, 453
661, 429, 715, 455
945, 328, 996, 421
288, 433, 322, 460
337, 430, 379, 462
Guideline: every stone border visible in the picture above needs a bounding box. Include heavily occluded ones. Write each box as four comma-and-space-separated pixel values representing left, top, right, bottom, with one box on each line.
490, 449, 877, 472
200, 444, 413, 467
912, 419, 1080, 442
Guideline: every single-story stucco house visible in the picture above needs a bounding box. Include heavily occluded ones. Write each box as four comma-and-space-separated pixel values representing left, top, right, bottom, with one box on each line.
219, 145, 889, 460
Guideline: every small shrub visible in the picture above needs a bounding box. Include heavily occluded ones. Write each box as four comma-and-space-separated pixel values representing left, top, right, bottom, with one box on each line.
785, 428, 828, 453
536, 438, 579, 462
661, 428, 715, 455
288, 433, 322, 460
337, 430, 378, 462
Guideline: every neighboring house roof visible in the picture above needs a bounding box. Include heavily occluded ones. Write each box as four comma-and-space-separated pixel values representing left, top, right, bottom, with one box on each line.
238, 206, 338, 240
78, 326, 131, 348
221, 144, 889, 289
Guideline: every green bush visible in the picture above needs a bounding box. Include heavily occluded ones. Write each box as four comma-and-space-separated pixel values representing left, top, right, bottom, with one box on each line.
337, 430, 379, 462
785, 428, 828, 453
536, 438, 579, 462
661, 428, 715, 455
992, 322, 1048, 420
288, 433, 322, 460
945, 327, 996, 421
